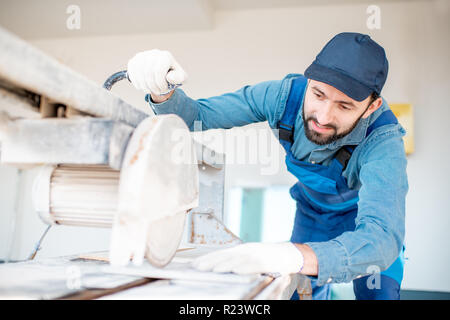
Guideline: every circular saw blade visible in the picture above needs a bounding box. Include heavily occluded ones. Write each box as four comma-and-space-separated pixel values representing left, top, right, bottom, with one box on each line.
110, 114, 199, 267
145, 211, 187, 267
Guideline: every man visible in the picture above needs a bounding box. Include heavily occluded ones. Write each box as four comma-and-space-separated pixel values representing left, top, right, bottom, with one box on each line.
127, 32, 408, 300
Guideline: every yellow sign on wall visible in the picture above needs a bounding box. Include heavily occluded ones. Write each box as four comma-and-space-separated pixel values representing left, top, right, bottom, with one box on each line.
390, 104, 414, 155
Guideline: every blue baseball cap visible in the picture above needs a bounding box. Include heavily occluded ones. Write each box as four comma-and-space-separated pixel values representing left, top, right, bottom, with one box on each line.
304, 32, 388, 102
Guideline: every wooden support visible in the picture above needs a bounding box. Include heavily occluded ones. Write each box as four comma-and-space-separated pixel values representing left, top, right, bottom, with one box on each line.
0, 118, 134, 169
0, 85, 41, 119
59, 278, 154, 300
0, 26, 148, 127
66, 106, 91, 118
39, 96, 57, 118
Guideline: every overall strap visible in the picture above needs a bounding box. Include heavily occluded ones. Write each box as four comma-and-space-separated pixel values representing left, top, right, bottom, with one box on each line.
278, 76, 308, 144
335, 109, 399, 170
366, 109, 398, 137
334, 145, 356, 171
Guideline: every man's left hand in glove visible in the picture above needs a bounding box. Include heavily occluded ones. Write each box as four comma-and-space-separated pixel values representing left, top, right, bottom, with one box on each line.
191, 242, 306, 275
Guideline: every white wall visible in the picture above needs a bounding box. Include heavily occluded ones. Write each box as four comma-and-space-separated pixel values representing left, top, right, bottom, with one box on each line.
0, 0, 449, 292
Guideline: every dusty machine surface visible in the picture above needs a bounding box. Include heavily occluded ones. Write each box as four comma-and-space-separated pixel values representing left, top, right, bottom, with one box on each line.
0, 26, 312, 300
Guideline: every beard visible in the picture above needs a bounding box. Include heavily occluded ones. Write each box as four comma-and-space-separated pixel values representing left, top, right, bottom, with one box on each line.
302, 106, 366, 146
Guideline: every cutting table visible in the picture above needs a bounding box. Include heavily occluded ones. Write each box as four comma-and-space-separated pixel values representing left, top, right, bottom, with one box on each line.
0, 246, 311, 300
0, 26, 312, 300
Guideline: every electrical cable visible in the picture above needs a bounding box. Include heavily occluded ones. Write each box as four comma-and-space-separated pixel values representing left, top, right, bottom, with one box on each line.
28, 225, 51, 260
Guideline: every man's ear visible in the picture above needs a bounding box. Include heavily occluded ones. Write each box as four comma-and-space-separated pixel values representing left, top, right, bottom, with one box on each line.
362, 97, 383, 119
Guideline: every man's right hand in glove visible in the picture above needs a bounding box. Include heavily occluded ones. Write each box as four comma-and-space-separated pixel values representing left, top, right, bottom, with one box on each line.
127, 49, 188, 103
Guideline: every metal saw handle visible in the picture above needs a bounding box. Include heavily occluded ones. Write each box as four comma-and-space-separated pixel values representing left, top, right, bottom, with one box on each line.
103, 70, 182, 94
103, 70, 129, 90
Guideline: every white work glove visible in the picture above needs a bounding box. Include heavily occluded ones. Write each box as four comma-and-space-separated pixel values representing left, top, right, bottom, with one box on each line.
127, 49, 187, 95
191, 242, 304, 276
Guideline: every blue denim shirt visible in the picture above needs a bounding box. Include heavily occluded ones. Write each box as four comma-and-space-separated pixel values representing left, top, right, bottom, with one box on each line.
148, 73, 408, 286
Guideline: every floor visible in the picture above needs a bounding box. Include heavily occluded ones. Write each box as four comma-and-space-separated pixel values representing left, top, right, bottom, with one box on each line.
330, 282, 450, 300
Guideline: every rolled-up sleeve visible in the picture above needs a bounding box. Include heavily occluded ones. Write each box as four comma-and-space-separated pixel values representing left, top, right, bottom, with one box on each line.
305, 133, 408, 286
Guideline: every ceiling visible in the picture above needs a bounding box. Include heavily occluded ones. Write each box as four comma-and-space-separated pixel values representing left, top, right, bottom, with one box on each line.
213, 0, 414, 10
0, 0, 422, 39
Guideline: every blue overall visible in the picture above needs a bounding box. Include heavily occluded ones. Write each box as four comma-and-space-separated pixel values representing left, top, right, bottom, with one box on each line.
280, 76, 405, 300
